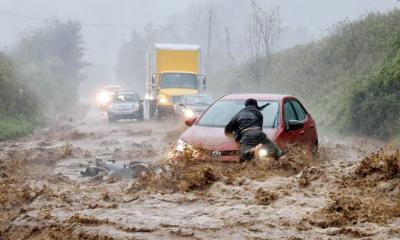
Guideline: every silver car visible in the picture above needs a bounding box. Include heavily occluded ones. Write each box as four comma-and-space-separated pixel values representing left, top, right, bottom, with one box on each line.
107, 91, 144, 122
174, 93, 213, 119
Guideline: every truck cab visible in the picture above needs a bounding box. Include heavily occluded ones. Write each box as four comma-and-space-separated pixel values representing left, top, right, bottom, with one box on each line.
145, 44, 206, 120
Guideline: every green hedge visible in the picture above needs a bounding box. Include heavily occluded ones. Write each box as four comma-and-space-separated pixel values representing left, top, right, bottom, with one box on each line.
349, 42, 400, 139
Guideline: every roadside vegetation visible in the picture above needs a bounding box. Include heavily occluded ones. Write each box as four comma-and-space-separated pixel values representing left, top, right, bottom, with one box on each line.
211, 10, 400, 140
0, 20, 86, 141
0, 53, 37, 140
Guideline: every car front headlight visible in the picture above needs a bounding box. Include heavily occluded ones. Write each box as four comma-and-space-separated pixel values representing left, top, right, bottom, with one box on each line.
159, 97, 168, 104
97, 92, 111, 104
258, 148, 268, 157
184, 108, 196, 119
176, 139, 188, 152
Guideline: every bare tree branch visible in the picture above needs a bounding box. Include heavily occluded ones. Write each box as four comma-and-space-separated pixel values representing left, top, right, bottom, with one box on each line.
246, 1, 281, 83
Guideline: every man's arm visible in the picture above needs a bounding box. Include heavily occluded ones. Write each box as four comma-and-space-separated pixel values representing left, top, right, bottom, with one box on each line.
225, 113, 239, 134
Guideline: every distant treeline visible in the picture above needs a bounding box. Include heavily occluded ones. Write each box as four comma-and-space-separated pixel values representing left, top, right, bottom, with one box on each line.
211, 10, 400, 140
0, 20, 86, 141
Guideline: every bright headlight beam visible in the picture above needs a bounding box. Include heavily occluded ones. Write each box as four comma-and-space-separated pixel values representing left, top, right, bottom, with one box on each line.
176, 139, 187, 152
98, 92, 111, 104
258, 149, 268, 157
159, 97, 168, 104
184, 109, 196, 119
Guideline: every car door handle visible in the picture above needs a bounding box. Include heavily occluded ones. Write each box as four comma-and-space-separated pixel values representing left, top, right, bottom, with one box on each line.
299, 130, 305, 135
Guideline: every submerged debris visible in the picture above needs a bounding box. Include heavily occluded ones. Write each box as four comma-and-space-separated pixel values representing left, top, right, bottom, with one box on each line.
80, 158, 150, 179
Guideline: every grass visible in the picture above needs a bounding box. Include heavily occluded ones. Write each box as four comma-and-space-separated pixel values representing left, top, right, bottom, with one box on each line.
0, 115, 35, 141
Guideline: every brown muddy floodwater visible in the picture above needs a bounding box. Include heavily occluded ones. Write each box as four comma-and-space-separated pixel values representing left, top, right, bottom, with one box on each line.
1, 106, 400, 240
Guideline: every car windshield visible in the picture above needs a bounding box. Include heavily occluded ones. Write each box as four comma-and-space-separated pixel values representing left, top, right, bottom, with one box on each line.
112, 94, 139, 102
197, 100, 279, 128
160, 73, 198, 89
185, 95, 213, 106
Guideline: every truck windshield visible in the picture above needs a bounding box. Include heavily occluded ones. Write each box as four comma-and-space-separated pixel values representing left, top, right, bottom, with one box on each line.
160, 73, 198, 89
197, 100, 279, 128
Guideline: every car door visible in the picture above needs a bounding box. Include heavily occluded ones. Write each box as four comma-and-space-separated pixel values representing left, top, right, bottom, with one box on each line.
281, 100, 303, 146
290, 99, 314, 146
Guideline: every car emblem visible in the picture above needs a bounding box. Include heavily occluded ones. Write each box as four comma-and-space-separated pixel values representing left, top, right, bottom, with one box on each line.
212, 151, 222, 158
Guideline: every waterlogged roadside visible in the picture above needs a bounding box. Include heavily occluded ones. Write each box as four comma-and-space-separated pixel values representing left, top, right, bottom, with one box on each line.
1, 107, 400, 239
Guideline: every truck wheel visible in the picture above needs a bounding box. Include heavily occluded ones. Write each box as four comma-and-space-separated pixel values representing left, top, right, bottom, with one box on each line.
156, 112, 162, 121
137, 111, 144, 121
149, 104, 156, 120
156, 107, 163, 121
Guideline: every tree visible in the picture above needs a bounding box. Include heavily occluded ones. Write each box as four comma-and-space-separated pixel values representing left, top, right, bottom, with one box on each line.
115, 24, 181, 94
0, 52, 38, 118
246, 1, 281, 83
13, 20, 86, 112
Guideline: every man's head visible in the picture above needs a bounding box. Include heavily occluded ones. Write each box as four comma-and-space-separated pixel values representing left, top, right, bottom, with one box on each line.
245, 98, 258, 107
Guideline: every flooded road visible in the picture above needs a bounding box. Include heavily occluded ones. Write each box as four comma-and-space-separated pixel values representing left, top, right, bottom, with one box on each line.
1, 106, 400, 239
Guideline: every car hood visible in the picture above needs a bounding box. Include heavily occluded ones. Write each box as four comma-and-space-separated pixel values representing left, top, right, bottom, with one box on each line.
180, 125, 278, 151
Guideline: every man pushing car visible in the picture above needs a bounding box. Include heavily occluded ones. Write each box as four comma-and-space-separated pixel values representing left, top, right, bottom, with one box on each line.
225, 98, 283, 162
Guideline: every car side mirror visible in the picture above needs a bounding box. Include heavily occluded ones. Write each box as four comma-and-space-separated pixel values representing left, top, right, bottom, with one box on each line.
185, 116, 197, 127
287, 120, 304, 131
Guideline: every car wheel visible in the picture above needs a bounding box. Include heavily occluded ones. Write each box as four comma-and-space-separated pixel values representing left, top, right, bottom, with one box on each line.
156, 108, 163, 121
149, 102, 156, 120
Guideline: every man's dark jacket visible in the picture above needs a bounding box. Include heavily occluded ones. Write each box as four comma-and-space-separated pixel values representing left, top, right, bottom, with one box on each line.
225, 105, 263, 142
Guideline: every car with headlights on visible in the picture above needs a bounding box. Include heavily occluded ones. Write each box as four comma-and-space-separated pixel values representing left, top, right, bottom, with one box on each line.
174, 93, 213, 120
175, 93, 318, 162
97, 85, 121, 111
107, 91, 144, 123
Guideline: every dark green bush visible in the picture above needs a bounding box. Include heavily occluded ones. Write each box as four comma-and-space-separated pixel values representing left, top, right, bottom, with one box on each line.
349, 43, 400, 139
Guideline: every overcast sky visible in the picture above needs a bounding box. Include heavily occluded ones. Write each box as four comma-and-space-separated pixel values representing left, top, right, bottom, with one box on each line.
1, 0, 399, 74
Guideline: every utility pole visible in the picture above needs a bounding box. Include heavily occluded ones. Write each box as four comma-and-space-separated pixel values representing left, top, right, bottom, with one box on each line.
206, 9, 213, 76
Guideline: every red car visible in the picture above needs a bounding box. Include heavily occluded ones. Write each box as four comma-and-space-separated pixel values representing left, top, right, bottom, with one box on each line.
176, 94, 318, 162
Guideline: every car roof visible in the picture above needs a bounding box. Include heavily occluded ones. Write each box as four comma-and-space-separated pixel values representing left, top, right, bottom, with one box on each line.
115, 91, 139, 95
220, 93, 292, 101
184, 93, 212, 98
104, 85, 121, 89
